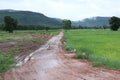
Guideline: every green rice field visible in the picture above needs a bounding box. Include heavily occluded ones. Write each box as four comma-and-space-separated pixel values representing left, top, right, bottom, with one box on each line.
65, 29, 120, 69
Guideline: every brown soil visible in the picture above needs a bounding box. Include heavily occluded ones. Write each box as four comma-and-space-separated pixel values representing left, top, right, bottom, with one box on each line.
0, 34, 52, 64
0, 32, 120, 80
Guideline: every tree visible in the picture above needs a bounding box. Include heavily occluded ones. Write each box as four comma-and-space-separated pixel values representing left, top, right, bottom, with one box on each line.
45, 26, 50, 31
4, 16, 18, 33
109, 16, 120, 31
62, 19, 71, 30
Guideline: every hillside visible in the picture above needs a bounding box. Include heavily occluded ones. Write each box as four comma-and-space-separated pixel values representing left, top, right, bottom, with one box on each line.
0, 9, 62, 28
72, 17, 110, 27
0, 9, 111, 28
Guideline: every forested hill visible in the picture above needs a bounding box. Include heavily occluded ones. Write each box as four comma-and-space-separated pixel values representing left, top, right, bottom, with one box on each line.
72, 17, 110, 27
0, 9, 111, 28
0, 9, 62, 28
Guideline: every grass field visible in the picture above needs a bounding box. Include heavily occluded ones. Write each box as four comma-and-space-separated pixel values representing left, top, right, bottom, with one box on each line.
0, 30, 60, 73
0, 30, 60, 42
65, 29, 120, 70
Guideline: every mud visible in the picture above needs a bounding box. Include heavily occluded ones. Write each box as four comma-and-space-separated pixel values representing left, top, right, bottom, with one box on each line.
1, 32, 120, 80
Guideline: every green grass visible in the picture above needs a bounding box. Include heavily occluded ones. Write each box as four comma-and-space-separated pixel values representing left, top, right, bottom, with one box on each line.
0, 30, 60, 42
0, 48, 19, 73
65, 29, 120, 70
0, 30, 60, 73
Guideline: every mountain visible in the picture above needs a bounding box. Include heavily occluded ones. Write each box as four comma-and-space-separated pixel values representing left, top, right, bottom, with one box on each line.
72, 17, 110, 27
0, 9, 62, 28
0, 9, 111, 28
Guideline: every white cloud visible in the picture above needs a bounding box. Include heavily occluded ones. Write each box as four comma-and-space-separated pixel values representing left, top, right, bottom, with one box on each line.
0, 0, 120, 20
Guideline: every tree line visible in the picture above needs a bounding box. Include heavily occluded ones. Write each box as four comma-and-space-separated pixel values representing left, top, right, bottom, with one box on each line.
0, 16, 51, 33
63, 16, 120, 31
16, 25, 50, 30
0, 16, 120, 33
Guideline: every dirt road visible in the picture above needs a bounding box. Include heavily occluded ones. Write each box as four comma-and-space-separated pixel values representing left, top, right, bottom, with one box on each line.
1, 32, 120, 80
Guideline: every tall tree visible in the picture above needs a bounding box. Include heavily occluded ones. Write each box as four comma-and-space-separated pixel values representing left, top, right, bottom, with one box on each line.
4, 16, 18, 33
109, 16, 120, 31
62, 19, 71, 30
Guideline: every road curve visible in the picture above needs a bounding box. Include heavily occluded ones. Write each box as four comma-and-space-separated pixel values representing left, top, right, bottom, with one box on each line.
1, 32, 120, 80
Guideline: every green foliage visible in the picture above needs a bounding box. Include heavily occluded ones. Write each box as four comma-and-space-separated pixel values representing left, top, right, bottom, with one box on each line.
45, 26, 50, 31
64, 44, 73, 51
16, 25, 49, 30
76, 48, 93, 59
0, 10, 62, 28
4, 16, 18, 33
65, 29, 120, 69
0, 57, 15, 73
62, 19, 71, 30
109, 16, 120, 31
0, 48, 20, 73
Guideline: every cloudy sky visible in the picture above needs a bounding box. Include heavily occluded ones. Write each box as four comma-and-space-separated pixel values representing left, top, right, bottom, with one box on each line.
0, 0, 120, 21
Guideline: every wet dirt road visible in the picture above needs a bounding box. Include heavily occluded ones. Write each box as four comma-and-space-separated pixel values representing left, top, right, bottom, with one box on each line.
2, 32, 120, 80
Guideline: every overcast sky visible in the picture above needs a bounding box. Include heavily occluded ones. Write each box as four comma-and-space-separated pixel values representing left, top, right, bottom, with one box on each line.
0, 0, 120, 21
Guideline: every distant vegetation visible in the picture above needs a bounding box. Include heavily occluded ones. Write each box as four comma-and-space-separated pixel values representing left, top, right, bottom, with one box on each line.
109, 16, 120, 31
65, 30, 120, 69
0, 9, 62, 28
1, 9, 119, 30
62, 19, 71, 30
72, 17, 110, 27
16, 25, 51, 30
1, 16, 119, 33
0, 9, 112, 29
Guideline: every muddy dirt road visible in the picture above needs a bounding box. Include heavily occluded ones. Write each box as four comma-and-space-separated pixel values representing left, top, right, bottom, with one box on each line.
1, 32, 120, 80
